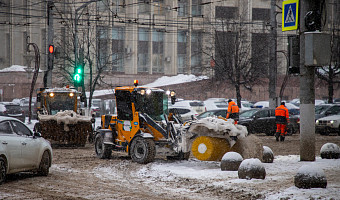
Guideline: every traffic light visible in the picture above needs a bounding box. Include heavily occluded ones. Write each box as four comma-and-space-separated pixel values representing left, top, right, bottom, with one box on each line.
48, 45, 54, 54
73, 65, 83, 87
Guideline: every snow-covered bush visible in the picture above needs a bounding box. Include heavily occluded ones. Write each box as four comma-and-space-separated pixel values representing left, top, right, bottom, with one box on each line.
320, 143, 340, 159
262, 146, 274, 163
294, 164, 327, 189
220, 152, 243, 171
238, 158, 266, 180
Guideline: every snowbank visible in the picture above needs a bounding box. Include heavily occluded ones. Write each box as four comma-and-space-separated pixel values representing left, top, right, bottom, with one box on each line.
0, 65, 27, 72
142, 74, 209, 87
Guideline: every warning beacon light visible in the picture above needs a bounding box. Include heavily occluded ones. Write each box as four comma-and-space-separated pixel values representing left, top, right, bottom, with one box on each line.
134, 80, 139, 87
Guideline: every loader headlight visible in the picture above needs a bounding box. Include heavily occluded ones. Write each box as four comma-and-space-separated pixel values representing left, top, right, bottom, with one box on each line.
140, 89, 145, 95
69, 92, 74, 97
170, 91, 176, 97
146, 89, 152, 95
49, 92, 55, 97
166, 90, 171, 95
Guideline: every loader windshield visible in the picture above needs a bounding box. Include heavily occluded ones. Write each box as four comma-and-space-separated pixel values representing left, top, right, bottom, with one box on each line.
134, 90, 168, 121
46, 93, 75, 115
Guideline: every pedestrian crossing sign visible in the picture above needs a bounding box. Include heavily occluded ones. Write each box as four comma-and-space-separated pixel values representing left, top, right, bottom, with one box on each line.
282, 0, 299, 31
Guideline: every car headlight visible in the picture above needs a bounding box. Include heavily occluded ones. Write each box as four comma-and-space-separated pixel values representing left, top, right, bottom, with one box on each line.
330, 120, 336, 124
316, 120, 319, 125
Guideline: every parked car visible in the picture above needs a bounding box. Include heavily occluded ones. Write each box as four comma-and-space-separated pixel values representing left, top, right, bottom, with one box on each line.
0, 102, 25, 122
168, 106, 198, 122
196, 109, 228, 119
0, 116, 52, 184
19, 97, 37, 119
315, 104, 340, 120
171, 100, 205, 114
253, 101, 299, 109
204, 98, 228, 111
315, 114, 340, 136
238, 108, 300, 136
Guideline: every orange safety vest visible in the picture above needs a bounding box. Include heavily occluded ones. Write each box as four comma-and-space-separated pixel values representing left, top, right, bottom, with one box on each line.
227, 101, 239, 119
275, 105, 289, 124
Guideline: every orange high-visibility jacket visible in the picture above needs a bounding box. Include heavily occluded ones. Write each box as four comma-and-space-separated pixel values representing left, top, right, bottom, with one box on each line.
227, 101, 239, 118
275, 105, 289, 124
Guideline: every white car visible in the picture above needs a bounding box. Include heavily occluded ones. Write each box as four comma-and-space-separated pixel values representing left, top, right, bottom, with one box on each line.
0, 116, 52, 184
253, 101, 299, 109
171, 100, 205, 114
168, 106, 198, 122
315, 114, 340, 136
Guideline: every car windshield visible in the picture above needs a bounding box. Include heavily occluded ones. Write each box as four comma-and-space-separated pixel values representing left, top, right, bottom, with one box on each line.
197, 111, 212, 118
315, 105, 330, 114
46, 94, 75, 115
215, 101, 228, 108
240, 109, 258, 118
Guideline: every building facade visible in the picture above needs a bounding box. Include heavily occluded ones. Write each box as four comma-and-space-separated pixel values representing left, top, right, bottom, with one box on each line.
0, 0, 338, 100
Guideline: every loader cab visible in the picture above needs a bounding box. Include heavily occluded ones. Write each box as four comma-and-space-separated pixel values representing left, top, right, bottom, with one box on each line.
115, 87, 169, 122
37, 88, 81, 115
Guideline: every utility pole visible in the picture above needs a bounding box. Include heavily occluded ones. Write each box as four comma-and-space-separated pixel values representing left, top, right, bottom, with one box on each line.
44, 0, 54, 88
299, 0, 318, 161
269, 0, 277, 108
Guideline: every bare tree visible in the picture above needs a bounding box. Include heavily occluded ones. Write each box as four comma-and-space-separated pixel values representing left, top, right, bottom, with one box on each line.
52, 1, 121, 109
202, 9, 269, 108
315, 17, 340, 103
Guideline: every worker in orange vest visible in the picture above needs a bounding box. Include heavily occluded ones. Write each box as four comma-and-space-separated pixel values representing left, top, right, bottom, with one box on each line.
226, 99, 240, 124
275, 102, 289, 141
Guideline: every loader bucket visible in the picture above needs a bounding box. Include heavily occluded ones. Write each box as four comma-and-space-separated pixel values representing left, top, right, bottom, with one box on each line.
39, 120, 92, 147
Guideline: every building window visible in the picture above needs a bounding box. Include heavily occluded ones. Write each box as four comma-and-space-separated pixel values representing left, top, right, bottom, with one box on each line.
138, 28, 149, 72
138, 0, 151, 14
112, 27, 125, 72
252, 33, 270, 76
152, 29, 164, 73
153, 0, 165, 15
97, 0, 109, 12
252, 8, 270, 21
192, 0, 202, 16
177, 30, 187, 73
214, 31, 236, 80
178, 0, 188, 17
112, 0, 126, 13
191, 31, 202, 74
215, 6, 238, 20
97, 26, 108, 70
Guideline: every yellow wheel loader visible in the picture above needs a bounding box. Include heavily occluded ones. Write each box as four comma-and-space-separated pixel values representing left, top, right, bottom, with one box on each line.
94, 81, 263, 164
34, 87, 94, 147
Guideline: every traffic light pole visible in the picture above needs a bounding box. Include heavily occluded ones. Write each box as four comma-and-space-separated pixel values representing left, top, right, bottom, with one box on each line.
44, 0, 54, 88
299, 0, 316, 161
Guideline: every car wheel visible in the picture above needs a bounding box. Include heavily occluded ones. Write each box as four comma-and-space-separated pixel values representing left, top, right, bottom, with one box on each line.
0, 157, 6, 184
38, 151, 50, 176
95, 134, 112, 159
287, 127, 294, 136
130, 137, 155, 164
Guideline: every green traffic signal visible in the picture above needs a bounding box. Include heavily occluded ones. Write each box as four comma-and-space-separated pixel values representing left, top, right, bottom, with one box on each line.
73, 65, 83, 84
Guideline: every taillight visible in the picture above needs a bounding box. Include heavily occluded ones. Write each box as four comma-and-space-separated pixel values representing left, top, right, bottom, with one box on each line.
297, 118, 300, 123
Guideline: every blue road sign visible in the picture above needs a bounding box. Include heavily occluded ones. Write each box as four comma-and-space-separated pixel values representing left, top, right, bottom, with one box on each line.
282, 0, 299, 31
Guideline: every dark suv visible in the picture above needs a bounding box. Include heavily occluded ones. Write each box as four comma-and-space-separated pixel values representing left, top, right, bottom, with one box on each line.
0, 102, 25, 122
238, 108, 299, 136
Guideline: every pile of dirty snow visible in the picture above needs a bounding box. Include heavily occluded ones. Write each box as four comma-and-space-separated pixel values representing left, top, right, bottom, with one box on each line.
39, 110, 91, 131
188, 117, 248, 137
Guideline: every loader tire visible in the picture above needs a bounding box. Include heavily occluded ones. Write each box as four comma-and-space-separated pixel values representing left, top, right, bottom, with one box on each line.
95, 134, 112, 159
191, 136, 230, 161
130, 137, 156, 164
